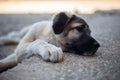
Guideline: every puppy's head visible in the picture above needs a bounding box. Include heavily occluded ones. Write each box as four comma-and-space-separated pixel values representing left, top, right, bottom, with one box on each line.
52, 12, 100, 56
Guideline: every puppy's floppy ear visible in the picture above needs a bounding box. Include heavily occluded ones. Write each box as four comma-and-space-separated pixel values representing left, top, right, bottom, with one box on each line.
52, 12, 69, 34
65, 15, 76, 26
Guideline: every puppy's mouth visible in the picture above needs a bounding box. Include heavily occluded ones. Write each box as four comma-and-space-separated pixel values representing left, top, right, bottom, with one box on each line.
75, 47, 99, 56
64, 41, 100, 56
64, 47, 99, 56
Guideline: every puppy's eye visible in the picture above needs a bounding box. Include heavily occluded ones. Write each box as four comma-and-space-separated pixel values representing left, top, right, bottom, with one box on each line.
75, 25, 85, 32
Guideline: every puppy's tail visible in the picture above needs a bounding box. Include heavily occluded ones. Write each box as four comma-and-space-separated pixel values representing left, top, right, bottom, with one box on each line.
0, 53, 18, 73
0, 36, 20, 46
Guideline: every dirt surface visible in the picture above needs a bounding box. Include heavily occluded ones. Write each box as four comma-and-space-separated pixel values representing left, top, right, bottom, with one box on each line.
0, 12, 120, 80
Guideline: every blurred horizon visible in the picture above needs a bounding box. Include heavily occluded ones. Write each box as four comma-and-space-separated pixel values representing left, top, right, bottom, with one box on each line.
0, 0, 120, 14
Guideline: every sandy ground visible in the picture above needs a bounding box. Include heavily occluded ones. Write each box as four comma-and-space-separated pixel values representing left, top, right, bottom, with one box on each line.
0, 12, 120, 80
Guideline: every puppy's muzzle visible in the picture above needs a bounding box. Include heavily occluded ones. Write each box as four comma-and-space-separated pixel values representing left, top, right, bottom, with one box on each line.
65, 34, 100, 56
83, 37, 100, 56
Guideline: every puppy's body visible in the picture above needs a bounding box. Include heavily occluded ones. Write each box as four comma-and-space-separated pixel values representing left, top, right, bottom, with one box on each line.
0, 12, 100, 72
0, 20, 64, 72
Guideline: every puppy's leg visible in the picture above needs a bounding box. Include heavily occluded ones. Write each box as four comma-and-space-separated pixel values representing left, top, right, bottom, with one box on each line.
0, 26, 29, 46
0, 26, 31, 72
0, 43, 29, 72
0, 53, 17, 73
0, 42, 31, 73
0, 39, 63, 72
26, 39, 63, 62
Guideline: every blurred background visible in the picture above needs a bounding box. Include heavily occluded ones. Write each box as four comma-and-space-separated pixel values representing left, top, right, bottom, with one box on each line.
0, 0, 120, 14
0, 0, 120, 80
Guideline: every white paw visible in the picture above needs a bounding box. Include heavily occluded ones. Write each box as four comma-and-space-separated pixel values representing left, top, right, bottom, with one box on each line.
40, 44, 63, 62
26, 40, 63, 62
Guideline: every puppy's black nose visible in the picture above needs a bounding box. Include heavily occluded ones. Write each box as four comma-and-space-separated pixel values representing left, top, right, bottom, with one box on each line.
93, 41, 100, 49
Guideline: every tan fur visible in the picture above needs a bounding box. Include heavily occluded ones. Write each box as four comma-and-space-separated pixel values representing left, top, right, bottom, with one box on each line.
62, 20, 80, 36
58, 20, 83, 47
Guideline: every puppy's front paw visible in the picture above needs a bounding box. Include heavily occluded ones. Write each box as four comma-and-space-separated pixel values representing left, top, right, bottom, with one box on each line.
41, 44, 63, 62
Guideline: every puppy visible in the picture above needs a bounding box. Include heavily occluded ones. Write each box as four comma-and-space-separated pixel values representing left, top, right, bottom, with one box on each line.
0, 12, 100, 72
